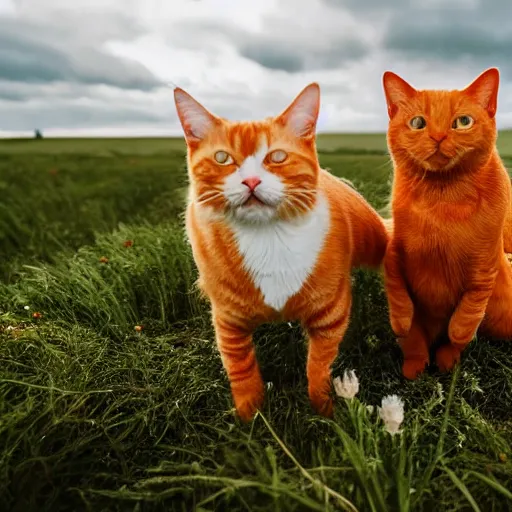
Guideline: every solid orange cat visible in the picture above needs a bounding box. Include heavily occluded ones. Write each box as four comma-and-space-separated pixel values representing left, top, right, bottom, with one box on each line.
383, 67, 512, 379
174, 83, 388, 421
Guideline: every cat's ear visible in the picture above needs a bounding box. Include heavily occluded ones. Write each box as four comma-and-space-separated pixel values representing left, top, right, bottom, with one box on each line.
276, 83, 320, 137
382, 71, 417, 119
463, 68, 499, 118
174, 88, 217, 142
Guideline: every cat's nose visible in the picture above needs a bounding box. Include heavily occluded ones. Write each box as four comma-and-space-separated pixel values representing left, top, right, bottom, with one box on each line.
242, 177, 262, 191
430, 133, 447, 144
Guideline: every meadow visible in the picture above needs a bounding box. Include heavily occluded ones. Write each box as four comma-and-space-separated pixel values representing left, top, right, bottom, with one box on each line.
1, 132, 512, 511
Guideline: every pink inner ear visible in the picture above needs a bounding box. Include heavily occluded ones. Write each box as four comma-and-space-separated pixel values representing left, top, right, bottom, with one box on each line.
174, 89, 215, 141
288, 113, 315, 137
279, 83, 320, 137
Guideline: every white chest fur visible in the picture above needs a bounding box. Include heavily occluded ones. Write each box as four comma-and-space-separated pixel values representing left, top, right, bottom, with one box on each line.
230, 193, 330, 311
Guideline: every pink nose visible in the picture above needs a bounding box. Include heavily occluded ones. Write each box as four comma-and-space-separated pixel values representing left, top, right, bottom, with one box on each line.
242, 177, 261, 191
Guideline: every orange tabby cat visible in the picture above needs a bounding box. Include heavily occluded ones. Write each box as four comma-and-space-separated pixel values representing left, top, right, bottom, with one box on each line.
383, 67, 512, 379
174, 83, 388, 421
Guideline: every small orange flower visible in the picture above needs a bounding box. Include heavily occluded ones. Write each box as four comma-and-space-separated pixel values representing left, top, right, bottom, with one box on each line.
123, 240, 133, 248
499, 453, 507, 463
134, 325, 143, 332
32, 312, 42, 319
99, 256, 109, 264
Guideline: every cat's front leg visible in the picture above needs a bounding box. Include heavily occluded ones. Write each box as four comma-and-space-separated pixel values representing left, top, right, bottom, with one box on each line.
448, 266, 498, 346
384, 240, 414, 337
399, 315, 430, 379
305, 288, 351, 417
213, 310, 264, 422
502, 203, 512, 253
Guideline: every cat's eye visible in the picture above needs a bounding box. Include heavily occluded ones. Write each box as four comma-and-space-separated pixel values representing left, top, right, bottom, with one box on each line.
452, 115, 474, 130
269, 150, 288, 163
214, 151, 234, 165
409, 116, 427, 130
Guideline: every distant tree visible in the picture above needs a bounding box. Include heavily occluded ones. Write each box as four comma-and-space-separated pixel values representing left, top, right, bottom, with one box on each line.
34, 129, 43, 139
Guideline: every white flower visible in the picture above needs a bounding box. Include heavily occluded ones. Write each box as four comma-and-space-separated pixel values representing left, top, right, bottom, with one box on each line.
333, 370, 359, 399
24, 305, 30, 310
379, 395, 404, 435
436, 382, 444, 400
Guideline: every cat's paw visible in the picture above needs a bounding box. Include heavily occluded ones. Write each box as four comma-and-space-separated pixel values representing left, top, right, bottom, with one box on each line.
309, 381, 334, 418
232, 383, 265, 423
310, 394, 334, 418
435, 344, 462, 372
402, 357, 428, 380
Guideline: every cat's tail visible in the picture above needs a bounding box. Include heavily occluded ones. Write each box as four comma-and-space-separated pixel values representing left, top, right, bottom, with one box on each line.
350, 202, 390, 269
330, 173, 393, 269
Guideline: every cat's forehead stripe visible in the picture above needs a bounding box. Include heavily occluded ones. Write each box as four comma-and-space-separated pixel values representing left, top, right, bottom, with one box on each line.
227, 122, 271, 158
419, 90, 468, 116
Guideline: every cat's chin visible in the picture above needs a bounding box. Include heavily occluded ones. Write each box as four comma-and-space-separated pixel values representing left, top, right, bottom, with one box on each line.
229, 203, 280, 224
419, 153, 460, 173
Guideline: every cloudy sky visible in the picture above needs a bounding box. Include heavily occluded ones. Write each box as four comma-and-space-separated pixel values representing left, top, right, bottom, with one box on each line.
1, 0, 512, 137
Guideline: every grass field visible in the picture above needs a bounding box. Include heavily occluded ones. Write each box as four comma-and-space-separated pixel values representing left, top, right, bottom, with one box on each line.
1, 133, 512, 511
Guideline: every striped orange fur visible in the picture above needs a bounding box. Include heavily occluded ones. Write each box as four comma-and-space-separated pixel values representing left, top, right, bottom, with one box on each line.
383, 68, 512, 379
174, 84, 388, 421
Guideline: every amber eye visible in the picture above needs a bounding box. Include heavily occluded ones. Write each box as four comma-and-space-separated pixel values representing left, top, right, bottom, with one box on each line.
452, 115, 474, 129
214, 151, 234, 165
409, 116, 426, 130
268, 150, 288, 163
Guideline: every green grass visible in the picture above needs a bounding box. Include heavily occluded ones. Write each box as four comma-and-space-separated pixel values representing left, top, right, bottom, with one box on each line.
2, 129, 512, 155
0, 135, 511, 511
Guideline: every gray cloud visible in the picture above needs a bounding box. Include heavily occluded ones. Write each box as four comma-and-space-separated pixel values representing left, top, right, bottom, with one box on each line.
0, 16, 160, 91
380, 1, 512, 76
0, 85, 26, 102
0, 4, 167, 132
0, 81, 105, 103
3, 0, 512, 135
0, 101, 165, 131
322, 0, 512, 77
321, 0, 410, 11
385, 24, 510, 62
239, 45, 304, 73
167, 18, 371, 73
239, 36, 369, 73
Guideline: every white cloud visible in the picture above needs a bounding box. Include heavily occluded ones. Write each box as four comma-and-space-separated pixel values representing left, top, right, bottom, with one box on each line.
1, 0, 511, 137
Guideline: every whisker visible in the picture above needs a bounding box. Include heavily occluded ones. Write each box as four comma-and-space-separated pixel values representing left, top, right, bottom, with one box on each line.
291, 190, 317, 206
196, 191, 224, 206
198, 187, 222, 197
197, 190, 223, 199
287, 189, 316, 196
282, 200, 301, 220
286, 196, 310, 215
287, 192, 316, 206
198, 193, 222, 201
293, 191, 316, 200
